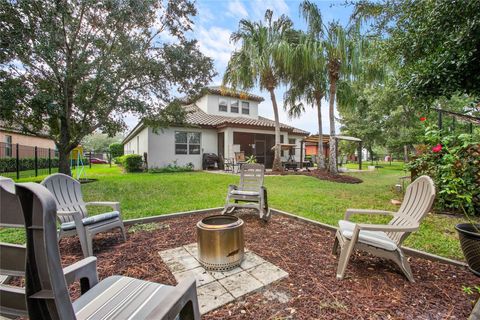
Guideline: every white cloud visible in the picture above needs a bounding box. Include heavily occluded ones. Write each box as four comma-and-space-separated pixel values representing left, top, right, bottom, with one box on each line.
227, 0, 248, 19
249, 0, 290, 20
195, 26, 236, 74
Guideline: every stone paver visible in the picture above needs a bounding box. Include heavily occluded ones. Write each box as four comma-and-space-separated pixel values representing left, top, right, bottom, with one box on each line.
249, 262, 289, 285
159, 243, 288, 314
240, 251, 266, 270
197, 281, 235, 314
218, 271, 263, 298
173, 266, 216, 286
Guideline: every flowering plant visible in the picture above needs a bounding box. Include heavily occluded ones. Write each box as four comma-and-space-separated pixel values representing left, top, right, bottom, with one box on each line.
407, 121, 480, 216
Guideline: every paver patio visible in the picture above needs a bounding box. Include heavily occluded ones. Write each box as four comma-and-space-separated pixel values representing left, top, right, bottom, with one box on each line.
160, 244, 288, 313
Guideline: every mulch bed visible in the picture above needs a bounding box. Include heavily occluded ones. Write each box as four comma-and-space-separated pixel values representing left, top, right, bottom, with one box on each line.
265, 169, 363, 184
58, 210, 478, 319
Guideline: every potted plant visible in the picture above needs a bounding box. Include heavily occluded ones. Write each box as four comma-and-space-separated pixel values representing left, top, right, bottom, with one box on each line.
455, 221, 480, 276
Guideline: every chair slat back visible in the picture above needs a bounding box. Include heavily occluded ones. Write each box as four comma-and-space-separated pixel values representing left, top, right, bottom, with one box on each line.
16, 183, 76, 319
235, 152, 245, 163
387, 175, 436, 243
41, 173, 88, 223
0, 180, 28, 318
239, 164, 265, 192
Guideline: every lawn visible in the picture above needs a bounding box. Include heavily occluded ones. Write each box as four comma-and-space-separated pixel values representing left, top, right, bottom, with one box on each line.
0, 162, 474, 260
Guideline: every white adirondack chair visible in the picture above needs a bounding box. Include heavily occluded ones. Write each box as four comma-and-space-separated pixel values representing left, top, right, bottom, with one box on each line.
333, 175, 436, 282
41, 173, 126, 257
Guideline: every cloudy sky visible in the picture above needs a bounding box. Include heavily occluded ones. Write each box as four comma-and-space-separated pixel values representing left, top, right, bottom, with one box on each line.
127, 0, 353, 135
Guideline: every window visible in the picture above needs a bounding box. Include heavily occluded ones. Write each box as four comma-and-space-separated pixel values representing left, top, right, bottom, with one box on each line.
219, 99, 228, 112
175, 131, 201, 155
241, 101, 249, 115
289, 138, 296, 155
230, 99, 239, 113
5, 135, 12, 157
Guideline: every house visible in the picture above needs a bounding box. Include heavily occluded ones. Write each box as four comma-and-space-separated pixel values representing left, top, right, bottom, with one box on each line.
0, 122, 56, 158
122, 86, 310, 170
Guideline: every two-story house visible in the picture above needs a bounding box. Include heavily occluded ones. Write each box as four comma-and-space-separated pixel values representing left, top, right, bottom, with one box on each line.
122, 86, 309, 170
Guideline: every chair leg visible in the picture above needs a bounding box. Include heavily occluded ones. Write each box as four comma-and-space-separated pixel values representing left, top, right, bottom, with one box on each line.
77, 231, 90, 258
332, 237, 339, 255
336, 239, 355, 280
119, 224, 127, 241
85, 233, 94, 257
392, 250, 415, 282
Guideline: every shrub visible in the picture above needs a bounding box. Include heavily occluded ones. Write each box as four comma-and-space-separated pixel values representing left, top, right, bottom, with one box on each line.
0, 157, 60, 173
109, 143, 124, 158
116, 154, 143, 172
149, 162, 194, 173
408, 125, 480, 215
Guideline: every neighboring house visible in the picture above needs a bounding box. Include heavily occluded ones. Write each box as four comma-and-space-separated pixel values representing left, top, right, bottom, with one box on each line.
0, 122, 56, 158
123, 86, 309, 170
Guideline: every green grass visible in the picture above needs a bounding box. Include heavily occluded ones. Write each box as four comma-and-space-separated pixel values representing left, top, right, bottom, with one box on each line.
1, 163, 474, 260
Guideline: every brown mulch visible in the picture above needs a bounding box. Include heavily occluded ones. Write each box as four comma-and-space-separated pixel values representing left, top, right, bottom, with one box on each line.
265, 169, 363, 184
56, 211, 478, 319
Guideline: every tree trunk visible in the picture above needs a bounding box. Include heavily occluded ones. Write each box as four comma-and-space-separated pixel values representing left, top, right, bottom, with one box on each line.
315, 97, 326, 170
403, 144, 409, 163
269, 88, 283, 172
58, 147, 71, 176
328, 79, 338, 174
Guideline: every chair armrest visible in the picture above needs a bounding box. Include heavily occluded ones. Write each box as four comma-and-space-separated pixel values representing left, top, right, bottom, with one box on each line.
145, 276, 200, 320
85, 201, 120, 212
344, 209, 396, 221
57, 210, 84, 229
227, 185, 238, 191
63, 256, 99, 294
356, 223, 419, 233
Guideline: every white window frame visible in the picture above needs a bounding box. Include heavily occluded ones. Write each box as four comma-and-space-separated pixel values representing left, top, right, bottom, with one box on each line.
175, 131, 201, 155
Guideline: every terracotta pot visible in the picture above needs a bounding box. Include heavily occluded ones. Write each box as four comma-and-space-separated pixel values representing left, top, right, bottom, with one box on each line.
455, 223, 480, 276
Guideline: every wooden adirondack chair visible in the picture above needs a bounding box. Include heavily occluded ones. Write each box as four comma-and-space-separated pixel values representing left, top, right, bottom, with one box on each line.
10, 182, 200, 320
41, 173, 126, 257
0, 178, 96, 319
332, 175, 436, 282
222, 163, 270, 221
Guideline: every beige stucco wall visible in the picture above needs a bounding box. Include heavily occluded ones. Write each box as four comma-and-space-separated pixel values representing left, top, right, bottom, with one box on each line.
0, 130, 56, 158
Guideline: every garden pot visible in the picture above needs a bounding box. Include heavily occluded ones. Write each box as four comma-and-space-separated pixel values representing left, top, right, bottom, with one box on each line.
455, 223, 480, 276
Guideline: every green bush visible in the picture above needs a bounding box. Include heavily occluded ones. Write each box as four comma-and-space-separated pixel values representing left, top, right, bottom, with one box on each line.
109, 143, 124, 158
408, 125, 480, 215
116, 154, 143, 172
149, 162, 194, 173
0, 157, 60, 173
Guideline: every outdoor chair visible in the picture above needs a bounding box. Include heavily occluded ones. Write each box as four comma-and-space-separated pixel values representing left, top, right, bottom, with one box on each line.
0, 178, 95, 319
222, 163, 270, 221
41, 173, 126, 257
332, 175, 435, 282
223, 158, 234, 173
7, 181, 200, 320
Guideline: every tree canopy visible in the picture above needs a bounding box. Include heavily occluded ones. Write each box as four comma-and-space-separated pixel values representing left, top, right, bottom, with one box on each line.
0, 0, 215, 174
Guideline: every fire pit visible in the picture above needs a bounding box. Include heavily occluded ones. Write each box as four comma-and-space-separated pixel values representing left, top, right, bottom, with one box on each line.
197, 215, 244, 271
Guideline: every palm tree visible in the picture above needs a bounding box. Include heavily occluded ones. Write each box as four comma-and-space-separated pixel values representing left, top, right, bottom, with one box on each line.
283, 37, 328, 169
283, 1, 328, 170
323, 21, 361, 173
223, 10, 294, 172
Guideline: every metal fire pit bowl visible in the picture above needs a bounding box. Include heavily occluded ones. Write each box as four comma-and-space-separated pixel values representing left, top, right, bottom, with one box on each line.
197, 215, 244, 271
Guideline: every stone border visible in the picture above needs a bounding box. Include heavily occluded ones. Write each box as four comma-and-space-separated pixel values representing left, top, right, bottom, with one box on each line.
123, 206, 467, 268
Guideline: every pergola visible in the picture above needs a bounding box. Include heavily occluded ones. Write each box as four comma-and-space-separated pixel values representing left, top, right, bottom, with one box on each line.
300, 134, 363, 170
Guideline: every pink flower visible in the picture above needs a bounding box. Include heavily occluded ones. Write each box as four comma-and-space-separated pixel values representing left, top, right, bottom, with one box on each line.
420, 117, 427, 122
432, 144, 442, 153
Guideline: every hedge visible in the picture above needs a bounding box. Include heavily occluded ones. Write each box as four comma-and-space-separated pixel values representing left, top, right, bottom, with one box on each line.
116, 154, 143, 172
0, 157, 90, 173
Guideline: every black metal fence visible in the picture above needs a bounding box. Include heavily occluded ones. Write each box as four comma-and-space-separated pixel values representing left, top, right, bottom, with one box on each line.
0, 142, 111, 180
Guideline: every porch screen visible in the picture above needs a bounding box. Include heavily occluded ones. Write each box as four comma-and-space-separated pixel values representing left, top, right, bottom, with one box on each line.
175, 132, 201, 155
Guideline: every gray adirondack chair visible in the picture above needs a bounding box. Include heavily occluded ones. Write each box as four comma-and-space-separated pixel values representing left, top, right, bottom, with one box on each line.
41, 173, 126, 257
0, 178, 95, 319
332, 175, 436, 282
222, 163, 270, 221
9, 181, 200, 320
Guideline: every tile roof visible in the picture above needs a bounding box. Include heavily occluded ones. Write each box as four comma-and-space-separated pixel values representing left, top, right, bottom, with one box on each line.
184, 105, 309, 135
206, 86, 264, 102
